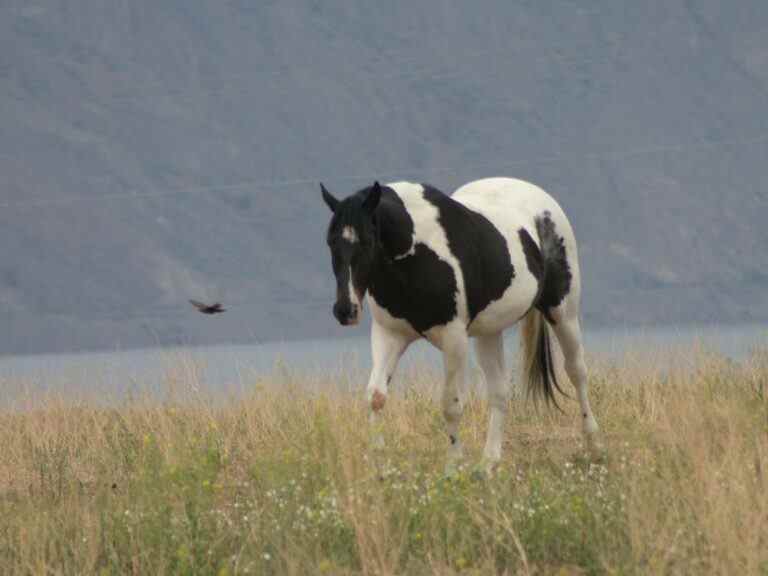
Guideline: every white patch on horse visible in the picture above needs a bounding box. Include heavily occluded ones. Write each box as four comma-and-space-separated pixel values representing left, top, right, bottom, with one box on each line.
342, 226, 358, 244
392, 249, 414, 260
348, 266, 361, 323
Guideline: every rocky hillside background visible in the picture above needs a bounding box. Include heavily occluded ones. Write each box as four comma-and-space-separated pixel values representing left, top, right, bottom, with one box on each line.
1, 1, 766, 354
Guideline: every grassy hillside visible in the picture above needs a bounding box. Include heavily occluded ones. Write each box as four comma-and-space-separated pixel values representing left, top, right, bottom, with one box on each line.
1, 347, 766, 574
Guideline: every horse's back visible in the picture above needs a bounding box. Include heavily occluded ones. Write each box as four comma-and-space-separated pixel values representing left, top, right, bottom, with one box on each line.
453, 178, 568, 230
453, 178, 579, 271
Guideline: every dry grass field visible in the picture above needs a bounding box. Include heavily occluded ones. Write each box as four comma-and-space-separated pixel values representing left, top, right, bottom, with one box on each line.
0, 344, 766, 575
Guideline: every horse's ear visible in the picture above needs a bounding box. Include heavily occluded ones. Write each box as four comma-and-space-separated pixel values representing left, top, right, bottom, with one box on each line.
320, 183, 339, 213
363, 181, 382, 214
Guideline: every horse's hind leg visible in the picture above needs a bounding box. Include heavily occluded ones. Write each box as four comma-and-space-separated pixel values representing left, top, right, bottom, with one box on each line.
550, 311, 602, 454
475, 332, 508, 468
439, 325, 469, 473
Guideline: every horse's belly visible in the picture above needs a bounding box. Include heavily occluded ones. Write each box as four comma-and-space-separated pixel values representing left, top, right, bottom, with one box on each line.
467, 272, 539, 336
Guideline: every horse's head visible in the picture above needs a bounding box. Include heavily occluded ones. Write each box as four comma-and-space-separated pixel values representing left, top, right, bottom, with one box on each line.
321, 181, 382, 326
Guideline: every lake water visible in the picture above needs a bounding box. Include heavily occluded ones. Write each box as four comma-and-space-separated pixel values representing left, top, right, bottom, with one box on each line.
0, 323, 765, 407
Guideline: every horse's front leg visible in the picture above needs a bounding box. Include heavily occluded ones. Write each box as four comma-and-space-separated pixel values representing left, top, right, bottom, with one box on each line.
440, 327, 469, 473
366, 321, 411, 448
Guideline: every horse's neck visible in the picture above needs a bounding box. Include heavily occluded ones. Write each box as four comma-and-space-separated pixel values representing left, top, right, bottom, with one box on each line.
373, 198, 415, 261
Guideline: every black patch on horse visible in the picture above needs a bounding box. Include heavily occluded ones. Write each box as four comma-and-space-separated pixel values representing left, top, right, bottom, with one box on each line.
369, 242, 458, 333
374, 187, 415, 259
520, 211, 572, 322
518, 228, 544, 282
420, 185, 515, 323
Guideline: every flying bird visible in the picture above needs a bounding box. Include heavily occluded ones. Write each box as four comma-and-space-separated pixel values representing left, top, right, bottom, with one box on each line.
189, 300, 226, 315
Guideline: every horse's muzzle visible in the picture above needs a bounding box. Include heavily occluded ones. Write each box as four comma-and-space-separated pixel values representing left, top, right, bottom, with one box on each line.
333, 300, 360, 326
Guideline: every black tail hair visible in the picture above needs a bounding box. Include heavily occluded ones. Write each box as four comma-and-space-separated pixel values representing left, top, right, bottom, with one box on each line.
521, 308, 569, 411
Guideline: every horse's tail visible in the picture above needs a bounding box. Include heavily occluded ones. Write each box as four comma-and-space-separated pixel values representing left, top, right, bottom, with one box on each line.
519, 211, 573, 409
520, 306, 567, 411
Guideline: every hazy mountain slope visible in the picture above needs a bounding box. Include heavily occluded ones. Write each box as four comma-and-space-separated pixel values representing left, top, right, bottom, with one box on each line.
0, 1, 766, 354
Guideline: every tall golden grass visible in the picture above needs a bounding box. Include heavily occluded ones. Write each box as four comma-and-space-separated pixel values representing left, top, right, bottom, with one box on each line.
0, 344, 766, 574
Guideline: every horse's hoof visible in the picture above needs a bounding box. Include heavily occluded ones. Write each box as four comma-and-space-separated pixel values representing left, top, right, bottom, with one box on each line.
479, 458, 500, 478
443, 461, 459, 478
470, 464, 490, 482
586, 434, 607, 462
370, 433, 385, 450
443, 456, 466, 478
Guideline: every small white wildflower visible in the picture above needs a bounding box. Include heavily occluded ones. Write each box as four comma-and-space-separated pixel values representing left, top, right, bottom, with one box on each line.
263, 553, 271, 561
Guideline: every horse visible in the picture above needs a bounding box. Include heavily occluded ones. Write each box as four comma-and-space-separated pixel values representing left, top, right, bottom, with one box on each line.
320, 177, 601, 471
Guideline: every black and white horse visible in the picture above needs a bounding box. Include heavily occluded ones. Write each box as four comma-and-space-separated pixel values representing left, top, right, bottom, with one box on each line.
321, 177, 600, 470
